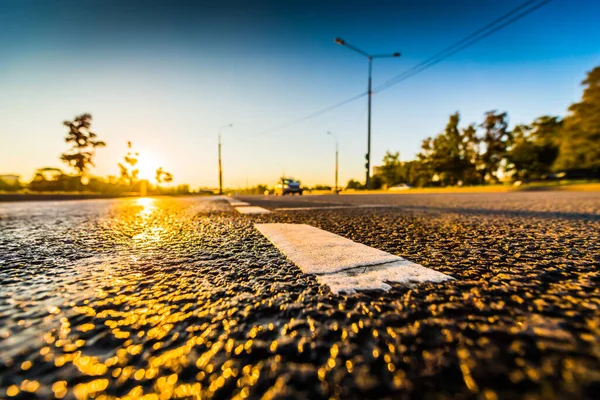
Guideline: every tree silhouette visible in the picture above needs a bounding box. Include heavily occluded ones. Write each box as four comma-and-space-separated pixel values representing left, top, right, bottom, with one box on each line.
118, 142, 139, 186
60, 113, 105, 177
555, 66, 600, 170
345, 179, 364, 190
480, 111, 511, 183
155, 167, 173, 185
506, 117, 561, 181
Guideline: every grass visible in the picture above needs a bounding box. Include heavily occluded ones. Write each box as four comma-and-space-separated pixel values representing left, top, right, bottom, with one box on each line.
315, 181, 600, 195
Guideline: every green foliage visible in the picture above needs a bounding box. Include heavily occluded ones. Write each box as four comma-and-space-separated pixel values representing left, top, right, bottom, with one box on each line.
433, 112, 464, 185
460, 124, 481, 184
155, 167, 173, 184
370, 174, 384, 189
345, 179, 364, 190
378, 151, 402, 186
373, 109, 564, 187
480, 111, 510, 183
555, 66, 600, 170
373, 151, 427, 188
507, 117, 561, 180
118, 141, 139, 186
60, 113, 105, 176
29, 167, 83, 192
236, 184, 269, 195
312, 184, 332, 191
506, 125, 536, 181
411, 113, 482, 186
0, 175, 21, 192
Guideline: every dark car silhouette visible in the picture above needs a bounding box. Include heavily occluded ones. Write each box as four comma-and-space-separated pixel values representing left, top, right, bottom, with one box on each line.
273, 177, 303, 196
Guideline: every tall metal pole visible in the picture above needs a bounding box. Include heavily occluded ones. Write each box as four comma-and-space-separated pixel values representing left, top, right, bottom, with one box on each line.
334, 38, 400, 190
327, 131, 339, 194
335, 139, 339, 194
366, 57, 372, 189
218, 124, 233, 195
218, 134, 223, 195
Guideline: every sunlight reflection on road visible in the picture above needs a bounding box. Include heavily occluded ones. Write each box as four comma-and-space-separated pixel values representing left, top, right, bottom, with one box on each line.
136, 197, 156, 216
133, 197, 165, 243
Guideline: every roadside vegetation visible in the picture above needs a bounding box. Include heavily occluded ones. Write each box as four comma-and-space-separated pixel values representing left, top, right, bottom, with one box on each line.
353, 66, 600, 190
0, 114, 190, 196
1, 66, 599, 196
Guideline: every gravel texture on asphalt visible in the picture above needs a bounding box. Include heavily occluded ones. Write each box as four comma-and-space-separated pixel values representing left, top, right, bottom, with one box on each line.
1, 193, 599, 399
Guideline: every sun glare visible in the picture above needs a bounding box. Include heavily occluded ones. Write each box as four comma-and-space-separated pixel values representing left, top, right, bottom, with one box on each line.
136, 151, 160, 182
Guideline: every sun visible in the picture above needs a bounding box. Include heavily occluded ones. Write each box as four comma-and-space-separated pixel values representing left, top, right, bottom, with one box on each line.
136, 151, 161, 182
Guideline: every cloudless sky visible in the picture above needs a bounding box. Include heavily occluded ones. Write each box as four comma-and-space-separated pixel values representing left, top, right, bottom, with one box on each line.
1, 0, 599, 188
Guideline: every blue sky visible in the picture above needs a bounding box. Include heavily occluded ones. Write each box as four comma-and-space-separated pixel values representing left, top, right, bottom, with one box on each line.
1, 0, 599, 188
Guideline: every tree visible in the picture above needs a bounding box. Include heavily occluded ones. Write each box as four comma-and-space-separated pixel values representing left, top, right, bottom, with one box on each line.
60, 113, 105, 177
378, 151, 402, 187
155, 167, 173, 184
414, 137, 435, 187
530, 116, 561, 175
555, 66, 600, 171
413, 113, 479, 186
507, 117, 562, 181
460, 124, 481, 184
345, 179, 364, 190
397, 160, 419, 186
370, 174, 384, 189
312, 184, 332, 191
118, 142, 139, 186
506, 124, 536, 181
29, 167, 80, 192
429, 112, 465, 185
480, 111, 511, 183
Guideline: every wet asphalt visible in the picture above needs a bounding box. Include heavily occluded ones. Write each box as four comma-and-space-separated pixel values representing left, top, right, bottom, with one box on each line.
0, 192, 599, 399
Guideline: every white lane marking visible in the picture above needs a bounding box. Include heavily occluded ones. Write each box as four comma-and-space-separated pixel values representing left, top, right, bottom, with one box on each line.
274, 206, 355, 211
236, 206, 271, 214
255, 223, 453, 294
224, 197, 253, 207
274, 205, 396, 211
255, 223, 398, 274
230, 201, 250, 206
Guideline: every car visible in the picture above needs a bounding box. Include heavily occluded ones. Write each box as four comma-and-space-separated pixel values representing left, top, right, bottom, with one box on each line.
273, 177, 303, 196
388, 183, 413, 191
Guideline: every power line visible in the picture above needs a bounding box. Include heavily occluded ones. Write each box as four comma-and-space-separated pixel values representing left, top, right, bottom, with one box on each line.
375, 0, 552, 93
374, 0, 542, 92
238, 0, 551, 142
239, 91, 367, 142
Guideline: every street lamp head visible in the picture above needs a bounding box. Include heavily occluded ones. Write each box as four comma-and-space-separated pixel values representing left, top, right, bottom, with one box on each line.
334, 38, 345, 45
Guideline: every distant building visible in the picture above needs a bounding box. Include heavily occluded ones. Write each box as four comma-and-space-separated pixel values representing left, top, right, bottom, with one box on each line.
0, 174, 20, 186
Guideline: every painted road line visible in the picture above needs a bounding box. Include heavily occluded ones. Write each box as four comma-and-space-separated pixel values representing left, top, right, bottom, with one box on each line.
273, 205, 396, 211
274, 206, 356, 211
255, 223, 453, 294
236, 206, 271, 215
230, 201, 250, 206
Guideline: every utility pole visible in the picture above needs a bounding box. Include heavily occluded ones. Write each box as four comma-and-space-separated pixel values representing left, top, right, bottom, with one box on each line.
218, 124, 233, 195
327, 132, 339, 194
334, 38, 400, 189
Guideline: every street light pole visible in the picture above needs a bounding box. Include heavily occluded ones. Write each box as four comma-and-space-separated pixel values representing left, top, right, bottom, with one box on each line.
367, 57, 372, 190
327, 132, 339, 194
334, 38, 400, 189
218, 123, 233, 195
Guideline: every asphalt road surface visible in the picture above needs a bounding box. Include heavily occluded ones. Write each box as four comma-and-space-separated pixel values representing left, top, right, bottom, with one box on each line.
1, 192, 599, 399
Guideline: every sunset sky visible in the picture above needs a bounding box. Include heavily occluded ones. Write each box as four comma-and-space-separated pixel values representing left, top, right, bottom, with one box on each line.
1, 0, 599, 188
